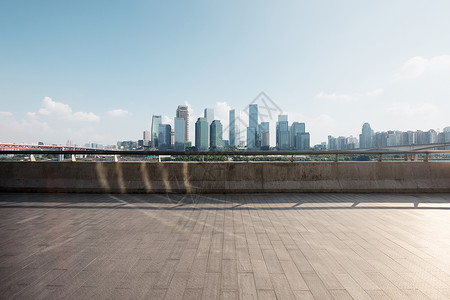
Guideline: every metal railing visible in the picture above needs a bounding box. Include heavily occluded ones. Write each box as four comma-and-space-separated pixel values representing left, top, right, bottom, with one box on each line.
1, 149, 450, 162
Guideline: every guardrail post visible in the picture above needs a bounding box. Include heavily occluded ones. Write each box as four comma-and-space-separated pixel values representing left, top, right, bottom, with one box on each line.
378, 154, 383, 162
157, 155, 161, 162
424, 153, 429, 162
291, 154, 294, 162
114, 155, 119, 162
71, 154, 76, 162
202, 155, 204, 162
334, 154, 338, 162
30, 154, 36, 162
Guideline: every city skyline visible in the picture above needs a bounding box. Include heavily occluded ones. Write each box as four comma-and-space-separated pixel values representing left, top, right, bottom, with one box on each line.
1, 2, 450, 146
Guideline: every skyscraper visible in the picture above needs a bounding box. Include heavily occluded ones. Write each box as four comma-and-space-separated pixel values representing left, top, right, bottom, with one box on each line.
195, 117, 209, 151
259, 122, 270, 150
229, 109, 236, 147
151, 115, 162, 148
359, 122, 373, 148
249, 104, 258, 130
174, 117, 186, 151
176, 105, 189, 142
298, 132, 310, 150
247, 127, 256, 149
204, 108, 214, 146
158, 124, 172, 150
290, 122, 305, 150
247, 104, 259, 149
210, 120, 223, 151
143, 130, 151, 146
276, 115, 289, 150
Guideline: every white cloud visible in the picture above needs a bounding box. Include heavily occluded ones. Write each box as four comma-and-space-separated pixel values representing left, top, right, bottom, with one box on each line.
387, 102, 439, 116
395, 55, 450, 80
366, 88, 384, 97
316, 91, 355, 101
107, 109, 130, 117
162, 115, 174, 128
0, 111, 13, 117
36, 97, 100, 122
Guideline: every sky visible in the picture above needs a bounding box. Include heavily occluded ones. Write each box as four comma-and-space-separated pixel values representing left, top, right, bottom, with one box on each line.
1, 0, 450, 146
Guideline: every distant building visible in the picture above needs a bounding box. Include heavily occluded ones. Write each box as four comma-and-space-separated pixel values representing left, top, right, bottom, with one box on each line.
247, 127, 256, 149
174, 117, 186, 151
151, 115, 162, 148
158, 124, 172, 150
210, 120, 223, 151
195, 117, 209, 151
276, 115, 289, 150
298, 132, 310, 150
290, 122, 305, 150
204, 108, 214, 146
247, 104, 259, 149
143, 130, 151, 147
259, 122, 270, 150
176, 105, 189, 142
229, 109, 236, 147
359, 122, 373, 148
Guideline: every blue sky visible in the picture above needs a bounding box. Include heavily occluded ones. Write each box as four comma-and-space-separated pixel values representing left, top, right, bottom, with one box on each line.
1, 0, 450, 146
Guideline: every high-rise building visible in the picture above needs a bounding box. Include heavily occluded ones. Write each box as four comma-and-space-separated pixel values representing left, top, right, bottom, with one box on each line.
298, 132, 310, 150
249, 104, 258, 130
259, 122, 270, 150
247, 127, 256, 149
158, 124, 171, 150
276, 115, 289, 150
143, 130, 151, 147
204, 108, 214, 146
151, 115, 162, 148
290, 122, 305, 150
247, 104, 259, 149
210, 120, 223, 151
359, 122, 373, 148
176, 105, 189, 142
229, 109, 236, 147
195, 117, 209, 151
174, 117, 186, 151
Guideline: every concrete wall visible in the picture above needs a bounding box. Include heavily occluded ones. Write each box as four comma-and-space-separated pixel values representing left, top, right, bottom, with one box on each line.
0, 161, 449, 193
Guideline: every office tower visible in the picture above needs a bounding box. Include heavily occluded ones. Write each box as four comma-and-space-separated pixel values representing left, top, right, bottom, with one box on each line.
229, 109, 236, 147
204, 108, 214, 146
259, 122, 270, 150
174, 117, 186, 151
359, 122, 373, 148
176, 105, 189, 142
247, 127, 256, 149
151, 115, 162, 148
158, 124, 172, 150
210, 120, 223, 151
247, 104, 259, 149
143, 130, 151, 146
290, 122, 305, 150
298, 132, 310, 150
276, 115, 289, 150
249, 104, 258, 129
195, 117, 209, 151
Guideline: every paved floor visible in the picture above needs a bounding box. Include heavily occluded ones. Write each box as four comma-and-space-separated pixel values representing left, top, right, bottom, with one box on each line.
0, 193, 449, 300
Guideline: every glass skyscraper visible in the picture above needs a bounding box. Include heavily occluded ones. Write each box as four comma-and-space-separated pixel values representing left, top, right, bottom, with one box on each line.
158, 124, 171, 150
247, 104, 258, 149
210, 120, 223, 151
195, 117, 208, 151
359, 122, 373, 148
276, 115, 289, 150
174, 117, 186, 151
229, 109, 236, 147
151, 115, 162, 148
